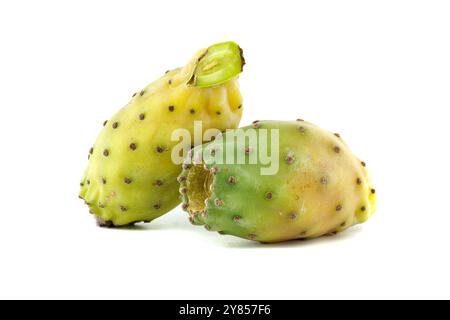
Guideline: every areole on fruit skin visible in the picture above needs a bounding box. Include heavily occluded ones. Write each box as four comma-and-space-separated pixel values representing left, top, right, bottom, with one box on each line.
178, 120, 377, 243
79, 42, 245, 227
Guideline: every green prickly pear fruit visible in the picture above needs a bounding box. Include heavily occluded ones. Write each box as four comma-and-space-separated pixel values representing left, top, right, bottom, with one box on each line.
179, 120, 376, 243
79, 42, 245, 227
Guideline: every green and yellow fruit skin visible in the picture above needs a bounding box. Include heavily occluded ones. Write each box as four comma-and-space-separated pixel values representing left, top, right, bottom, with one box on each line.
179, 120, 376, 243
79, 42, 244, 227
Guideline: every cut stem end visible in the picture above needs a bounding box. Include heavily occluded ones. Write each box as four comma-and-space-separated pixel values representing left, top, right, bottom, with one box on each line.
185, 164, 214, 213
188, 41, 245, 88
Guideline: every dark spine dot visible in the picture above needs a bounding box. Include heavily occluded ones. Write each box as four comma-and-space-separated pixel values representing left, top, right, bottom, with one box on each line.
265, 192, 273, 200
204, 225, 211, 231
245, 147, 252, 155
182, 203, 189, 211
248, 234, 257, 240
216, 111, 221, 115
102, 177, 106, 185
112, 122, 119, 129
103, 120, 108, 126
336, 205, 342, 211
296, 119, 305, 122
89, 147, 94, 155
320, 176, 328, 185
361, 206, 366, 211
334, 133, 341, 138
124, 177, 132, 184
300, 231, 307, 236
209, 149, 216, 156
180, 187, 187, 194
340, 222, 346, 227
80, 182, 84, 187
98, 219, 114, 227
120, 206, 127, 212
139, 113, 145, 120
214, 198, 224, 207
154, 179, 163, 187
99, 202, 105, 208
168, 105, 175, 112
153, 203, 161, 210
238, 105, 242, 109
129, 143, 137, 150
285, 152, 295, 164
103, 149, 109, 157
140, 90, 145, 96
333, 146, 341, 153
211, 167, 219, 175
371, 188, 376, 194
168, 79, 172, 85
177, 176, 186, 183
190, 109, 196, 114
233, 215, 241, 222
228, 176, 236, 184
156, 146, 165, 153
132, 92, 137, 97
356, 178, 362, 185
298, 126, 305, 133
361, 161, 366, 167
87, 179, 90, 185
288, 213, 297, 220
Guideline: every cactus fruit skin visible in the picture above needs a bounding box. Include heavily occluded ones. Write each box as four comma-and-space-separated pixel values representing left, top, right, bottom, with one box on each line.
79, 42, 244, 227
179, 120, 376, 243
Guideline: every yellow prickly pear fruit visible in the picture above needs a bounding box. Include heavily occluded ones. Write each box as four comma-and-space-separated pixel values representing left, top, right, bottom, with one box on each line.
79, 42, 245, 226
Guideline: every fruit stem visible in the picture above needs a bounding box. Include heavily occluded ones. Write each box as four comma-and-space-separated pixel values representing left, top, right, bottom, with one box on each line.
188, 41, 245, 88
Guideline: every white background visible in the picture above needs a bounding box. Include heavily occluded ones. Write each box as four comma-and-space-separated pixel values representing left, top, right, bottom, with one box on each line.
0, 0, 449, 299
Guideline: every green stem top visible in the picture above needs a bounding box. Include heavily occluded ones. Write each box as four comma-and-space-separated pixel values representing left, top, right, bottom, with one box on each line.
187, 41, 245, 88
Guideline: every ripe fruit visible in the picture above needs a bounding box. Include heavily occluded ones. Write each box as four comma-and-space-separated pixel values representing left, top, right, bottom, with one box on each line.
179, 120, 376, 243
79, 42, 245, 226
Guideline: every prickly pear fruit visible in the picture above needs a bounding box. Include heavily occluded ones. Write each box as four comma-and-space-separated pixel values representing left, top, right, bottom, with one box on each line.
179, 120, 376, 243
79, 42, 245, 227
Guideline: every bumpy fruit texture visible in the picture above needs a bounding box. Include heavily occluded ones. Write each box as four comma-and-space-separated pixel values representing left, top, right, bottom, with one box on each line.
179, 120, 376, 243
79, 42, 244, 226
